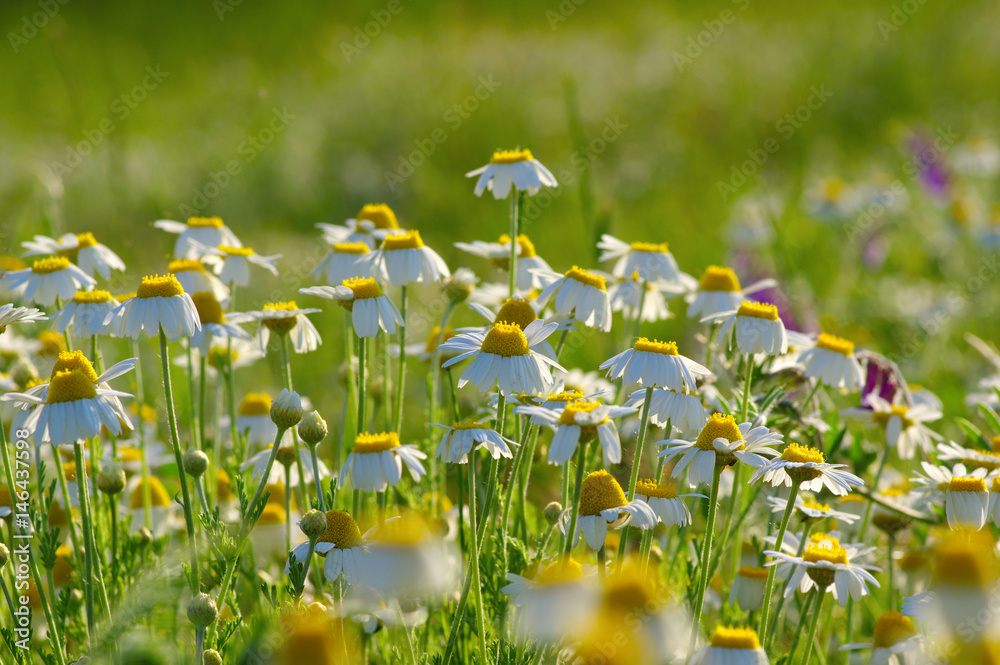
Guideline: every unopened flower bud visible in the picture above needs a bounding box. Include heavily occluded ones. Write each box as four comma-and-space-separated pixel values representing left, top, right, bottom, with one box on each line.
203, 649, 223, 665
183, 449, 210, 477
298, 411, 328, 446
270, 389, 303, 429
97, 462, 126, 495
187, 592, 218, 628
543, 502, 563, 525
299, 509, 327, 541
0, 543, 9, 567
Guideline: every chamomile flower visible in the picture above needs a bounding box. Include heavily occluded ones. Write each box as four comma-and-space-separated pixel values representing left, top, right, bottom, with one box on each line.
356, 512, 457, 601
657, 413, 784, 486
514, 399, 636, 467
286, 510, 369, 584
454, 234, 553, 290
317, 204, 400, 249
186, 291, 251, 353
843, 395, 942, 459
765, 533, 880, 605
340, 432, 427, 492
466, 148, 557, 199
565, 470, 657, 550
199, 244, 280, 286
104, 274, 201, 341
750, 442, 864, 495
535, 266, 613, 332
798, 332, 864, 391
1, 256, 96, 307
311, 242, 376, 285
596, 235, 684, 285
634, 478, 705, 527
502, 558, 598, 643
153, 216, 241, 259
0, 304, 48, 333
21, 232, 126, 279
553, 368, 615, 401
300, 278, 403, 338
463, 295, 562, 359
908, 461, 987, 510
125, 475, 176, 536
766, 494, 861, 525
625, 387, 706, 434
686, 265, 775, 321
401, 326, 459, 364
802, 175, 861, 220
167, 259, 230, 303
440, 320, 563, 396
715, 301, 788, 356
432, 421, 516, 464
987, 477, 1000, 527
608, 273, 674, 324
229, 301, 322, 353
50, 290, 120, 337
370, 230, 450, 286
943, 476, 989, 530
689, 626, 769, 665
600, 338, 711, 390
840, 612, 923, 665
729, 567, 771, 611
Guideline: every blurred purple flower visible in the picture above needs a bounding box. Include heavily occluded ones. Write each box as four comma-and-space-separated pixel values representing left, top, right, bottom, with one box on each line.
909, 133, 949, 197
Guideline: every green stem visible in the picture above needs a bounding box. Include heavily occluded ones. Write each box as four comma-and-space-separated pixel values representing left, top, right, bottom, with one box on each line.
394, 285, 408, 433
689, 465, 723, 649
358, 335, 368, 434
766, 521, 812, 647
278, 334, 309, 511
615, 386, 653, 571
562, 443, 589, 560
132, 339, 152, 529
310, 444, 326, 512
245, 428, 290, 528
786, 587, 817, 663
887, 534, 896, 609
476, 393, 505, 549
757, 480, 801, 640
186, 344, 199, 449
741, 353, 754, 422
802, 590, 826, 665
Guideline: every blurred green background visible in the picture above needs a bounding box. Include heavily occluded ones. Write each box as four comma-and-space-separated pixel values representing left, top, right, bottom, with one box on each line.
2, 0, 1000, 424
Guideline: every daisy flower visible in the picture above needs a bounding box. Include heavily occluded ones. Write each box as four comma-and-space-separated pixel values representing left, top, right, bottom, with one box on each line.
625, 386, 706, 434
104, 274, 201, 341
565, 469, 657, 550
802, 175, 860, 220
401, 326, 460, 364
125, 475, 176, 536
356, 512, 457, 601
600, 337, 711, 390
0, 303, 48, 334
596, 235, 685, 285
466, 149, 557, 199
463, 294, 562, 359
689, 626, 769, 665
153, 216, 241, 259
316, 203, 400, 249
286, 510, 369, 584
841, 612, 922, 665
686, 265, 775, 321
185, 291, 251, 353
535, 266, 612, 332
908, 461, 986, 509
765, 494, 861, 525
440, 320, 563, 396
167, 259, 230, 303
843, 395, 941, 459
943, 476, 989, 530
764, 533, 880, 605
634, 478, 705, 527
230, 392, 291, 450
553, 368, 614, 401
502, 558, 598, 643
370, 229, 450, 286
1, 256, 96, 307
608, 272, 674, 324
729, 567, 771, 611
798, 332, 864, 391
340, 432, 427, 492
454, 233, 553, 290
432, 421, 516, 464
200, 244, 280, 287
50, 290, 120, 337
229, 301, 321, 353
21, 232, 126, 279
300, 278, 402, 338
310, 241, 376, 285
715, 301, 788, 356
514, 399, 636, 467
657, 413, 784, 486
749, 442, 864, 495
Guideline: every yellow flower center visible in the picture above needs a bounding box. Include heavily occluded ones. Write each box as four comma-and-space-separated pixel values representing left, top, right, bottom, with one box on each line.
699, 266, 741, 292
239, 393, 272, 416
115, 292, 136, 301
370, 512, 431, 546
219, 245, 254, 257
935, 539, 998, 586
546, 390, 584, 403
493, 297, 537, 330
207, 345, 236, 369
534, 558, 583, 585
52, 546, 74, 587
629, 241, 669, 253
450, 421, 486, 430
216, 469, 233, 502
633, 337, 679, 355
801, 499, 831, 512
75, 232, 98, 248
694, 413, 743, 451
481, 322, 530, 357
781, 443, 825, 464
822, 177, 846, 202
262, 301, 299, 335
948, 476, 987, 493
46, 369, 98, 403
136, 274, 184, 299
129, 476, 171, 509
424, 326, 457, 354
738, 566, 770, 580
815, 332, 855, 356
71, 289, 112, 304
993, 435, 1000, 453
332, 242, 370, 255
899, 550, 929, 572
51, 351, 99, 385
0, 255, 26, 271
191, 292, 225, 325
63, 459, 92, 482
490, 149, 533, 164
737, 301, 779, 321
872, 405, 914, 430
803, 542, 849, 565
579, 470, 627, 516
32, 257, 71, 274
187, 216, 224, 228
558, 400, 603, 426
356, 203, 399, 230
710, 626, 761, 650
119, 446, 142, 462
872, 612, 917, 649
257, 503, 287, 526
381, 230, 424, 250
635, 479, 678, 499
37, 330, 65, 356
498, 233, 537, 258
315, 510, 363, 549
353, 431, 400, 454
344, 277, 382, 300
564, 266, 606, 291
167, 259, 206, 274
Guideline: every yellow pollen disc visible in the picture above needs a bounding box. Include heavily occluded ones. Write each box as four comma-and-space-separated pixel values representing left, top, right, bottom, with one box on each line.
481, 322, 530, 358
809, 532, 839, 545
71, 289, 112, 304
737, 300, 780, 321
424, 326, 457, 354
115, 292, 136, 302
872, 405, 913, 429
948, 476, 987, 493
498, 233, 538, 258
239, 393, 272, 416
51, 351, 98, 383
46, 369, 98, 403
872, 612, 917, 649
333, 242, 369, 255
136, 274, 184, 299
546, 390, 584, 403
699, 266, 741, 292
534, 558, 583, 585
63, 460, 92, 482
629, 240, 669, 253
579, 469, 627, 516
802, 499, 831, 512
494, 297, 537, 330
815, 332, 855, 356
710, 626, 761, 650
695, 413, 743, 451
558, 400, 603, 426
52, 546, 74, 586
258, 503, 287, 526
803, 542, 849, 565
187, 216, 224, 228
822, 177, 846, 201
76, 232, 98, 248
316, 510, 363, 549
191, 292, 225, 325
167, 258, 205, 274
451, 421, 486, 430
565, 266, 606, 291
265, 482, 286, 506
633, 337, 679, 355
381, 229, 424, 250
217, 245, 252, 257
129, 476, 171, 509
353, 431, 400, 454
32, 256, 71, 274
635, 478, 678, 499
490, 148, 533, 164
0, 256, 26, 271
992, 477, 1000, 494
344, 276, 382, 300
37, 330, 66, 356
118, 446, 142, 462
0, 486, 11, 510
207, 346, 236, 369
738, 566, 770, 580
781, 442, 825, 464
262, 301, 299, 334
356, 203, 399, 230
993, 435, 1000, 452
935, 537, 998, 586
264, 301, 298, 312
371, 512, 431, 546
